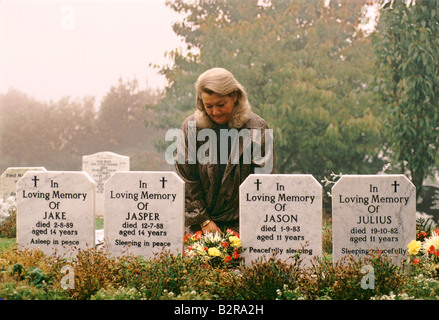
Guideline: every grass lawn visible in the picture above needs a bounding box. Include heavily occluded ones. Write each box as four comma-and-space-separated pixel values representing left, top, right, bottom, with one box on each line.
96, 217, 104, 229
0, 237, 15, 252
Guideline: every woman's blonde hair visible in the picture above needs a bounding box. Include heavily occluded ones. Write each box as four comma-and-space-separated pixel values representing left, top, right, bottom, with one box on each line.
194, 68, 251, 128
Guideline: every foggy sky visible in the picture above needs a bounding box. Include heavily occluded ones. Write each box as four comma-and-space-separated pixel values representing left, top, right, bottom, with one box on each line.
0, 0, 183, 105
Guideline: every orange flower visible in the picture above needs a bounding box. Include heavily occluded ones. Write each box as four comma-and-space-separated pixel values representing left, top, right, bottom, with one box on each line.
413, 258, 420, 265
221, 241, 229, 248
428, 245, 436, 254
194, 231, 203, 240
417, 231, 427, 241
226, 228, 235, 235
232, 251, 240, 259
224, 255, 232, 262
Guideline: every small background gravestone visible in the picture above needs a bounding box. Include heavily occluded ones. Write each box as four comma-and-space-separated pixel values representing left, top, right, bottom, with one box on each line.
104, 171, 184, 258
0, 167, 46, 200
82, 151, 130, 217
240, 174, 322, 266
16, 171, 96, 257
332, 174, 416, 265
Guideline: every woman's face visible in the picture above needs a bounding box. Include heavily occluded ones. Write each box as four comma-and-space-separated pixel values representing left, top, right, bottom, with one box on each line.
201, 92, 237, 125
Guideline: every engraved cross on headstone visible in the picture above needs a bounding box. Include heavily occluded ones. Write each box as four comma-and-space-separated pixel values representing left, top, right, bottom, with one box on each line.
160, 177, 167, 189
254, 179, 262, 191
392, 181, 400, 192
32, 176, 39, 187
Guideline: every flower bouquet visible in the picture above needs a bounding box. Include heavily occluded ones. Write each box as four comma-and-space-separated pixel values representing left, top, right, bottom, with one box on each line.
184, 229, 242, 268
407, 228, 439, 277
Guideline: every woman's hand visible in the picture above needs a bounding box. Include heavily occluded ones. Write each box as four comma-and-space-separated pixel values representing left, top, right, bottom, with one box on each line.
201, 220, 221, 234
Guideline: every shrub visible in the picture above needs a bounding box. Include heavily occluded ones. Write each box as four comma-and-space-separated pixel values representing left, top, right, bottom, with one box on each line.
60, 247, 122, 300
108, 250, 224, 300
0, 243, 428, 300
235, 255, 301, 300
194, 265, 240, 299
0, 248, 71, 300
402, 273, 439, 300
297, 252, 406, 300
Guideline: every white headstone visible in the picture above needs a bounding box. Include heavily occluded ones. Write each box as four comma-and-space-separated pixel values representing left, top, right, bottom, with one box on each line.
1, 167, 46, 200
104, 171, 184, 257
240, 174, 322, 265
82, 152, 130, 217
332, 174, 416, 265
16, 171, 96, 257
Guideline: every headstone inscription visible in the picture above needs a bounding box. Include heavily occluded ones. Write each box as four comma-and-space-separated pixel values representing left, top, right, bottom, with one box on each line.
239, 174, 322, 265
0, 167, 46, 200
82, 152, 130, 217
104, 171, 184, 258
332, 174, 416, 265
16, 171, 96, 257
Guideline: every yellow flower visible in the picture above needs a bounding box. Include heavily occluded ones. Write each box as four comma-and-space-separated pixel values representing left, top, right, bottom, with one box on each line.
229, 236, 241, 248
407, 240, 422, 255
208, 247, 221, 257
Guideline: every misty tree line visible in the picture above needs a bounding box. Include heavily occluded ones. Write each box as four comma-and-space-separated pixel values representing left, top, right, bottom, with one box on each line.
0, 78, 171, 173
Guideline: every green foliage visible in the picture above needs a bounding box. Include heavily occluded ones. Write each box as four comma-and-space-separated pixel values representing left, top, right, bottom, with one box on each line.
0, 244, 426, 300
0, 89, 97, 171
120, 252, 211, 299
150, 0, 385, 180
403, 274, 439, 300
372, 0, 439, 197
11, 264, 50, 288
0, 254, 70, 300
416, 216, 436, 239
236, 256, 301, 300
297, 253, 406, 300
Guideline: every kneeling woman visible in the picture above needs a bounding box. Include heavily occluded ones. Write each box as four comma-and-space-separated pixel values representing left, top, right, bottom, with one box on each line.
175, 68, 276, 234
